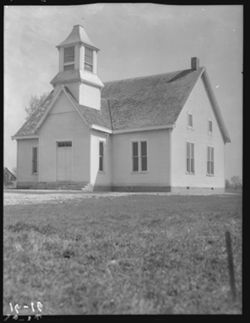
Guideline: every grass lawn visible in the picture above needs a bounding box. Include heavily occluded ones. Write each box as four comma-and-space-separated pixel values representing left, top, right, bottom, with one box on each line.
4, 194, 242, 314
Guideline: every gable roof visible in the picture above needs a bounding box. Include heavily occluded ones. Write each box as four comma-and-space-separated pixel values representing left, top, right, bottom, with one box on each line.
103, 68, 203, 131
201, 70, 231, 143
12, 67, 230, 143
13, 90, 55, 137
4, 167, 16, 180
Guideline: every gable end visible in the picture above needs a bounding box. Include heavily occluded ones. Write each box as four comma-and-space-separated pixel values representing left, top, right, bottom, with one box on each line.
201, 70, 231, 143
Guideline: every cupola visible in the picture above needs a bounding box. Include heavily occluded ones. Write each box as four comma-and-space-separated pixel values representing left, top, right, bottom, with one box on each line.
50, 25, 103, 110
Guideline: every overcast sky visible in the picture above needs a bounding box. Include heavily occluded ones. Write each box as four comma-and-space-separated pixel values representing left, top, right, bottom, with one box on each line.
4, 4, 242, 180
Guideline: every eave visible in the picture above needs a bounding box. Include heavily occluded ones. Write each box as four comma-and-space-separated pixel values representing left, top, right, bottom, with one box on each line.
91, 124, 175, 135
91, 124, 112, 134
12, 135, 39, 140
112, 124, 175, 134
56, 41, 99, 52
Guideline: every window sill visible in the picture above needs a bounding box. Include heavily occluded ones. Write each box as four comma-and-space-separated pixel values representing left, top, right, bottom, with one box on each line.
206, 173, 214, 177
32, 172, 38, 175
131, 171, 148, 175
98, 171, 105, 175
187, 126, 194, 131
186, 171, 195, 175
84, 68, 94, 74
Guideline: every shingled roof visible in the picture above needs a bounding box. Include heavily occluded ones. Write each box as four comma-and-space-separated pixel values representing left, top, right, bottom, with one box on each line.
13, 90, 55, 137
13, 66, 230, 142
103, 68, 203, 130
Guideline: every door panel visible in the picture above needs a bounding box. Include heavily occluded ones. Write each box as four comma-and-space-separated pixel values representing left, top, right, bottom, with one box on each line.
56, 146, 72, 181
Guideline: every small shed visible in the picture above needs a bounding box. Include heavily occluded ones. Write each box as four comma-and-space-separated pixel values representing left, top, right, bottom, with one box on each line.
4, 167, 16, 187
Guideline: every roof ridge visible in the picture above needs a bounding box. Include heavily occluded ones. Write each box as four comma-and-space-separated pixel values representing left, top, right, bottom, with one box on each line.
103, 68, 196, 85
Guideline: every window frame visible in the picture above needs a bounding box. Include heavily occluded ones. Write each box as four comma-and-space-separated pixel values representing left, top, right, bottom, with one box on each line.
63, 46, 75, 71
99, 141, 104, 172
141, 141, 147, 171
186, 142, 195, 175
57, 141, 72, 148
84, 46, 94, 72
132, 141, 148, 173
32, 146, 38, 174
132, 142, 139, 172
207, 146, 214, 176
187, 112, 193, 129
208, 119, 213, 135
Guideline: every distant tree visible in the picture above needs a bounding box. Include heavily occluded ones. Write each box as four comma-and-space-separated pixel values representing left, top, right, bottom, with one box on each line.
225, 179, 231, 189
230, 176, 242, 189
25, 92, 49, 120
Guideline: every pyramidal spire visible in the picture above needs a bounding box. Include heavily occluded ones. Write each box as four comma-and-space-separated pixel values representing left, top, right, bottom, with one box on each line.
57, 25, 99, 51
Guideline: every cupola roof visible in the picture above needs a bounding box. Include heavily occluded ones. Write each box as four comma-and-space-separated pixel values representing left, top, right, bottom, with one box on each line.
57, 25, 99, 51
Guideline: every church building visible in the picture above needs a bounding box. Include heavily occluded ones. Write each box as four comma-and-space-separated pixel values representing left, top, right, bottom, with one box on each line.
12, 25, 231, 192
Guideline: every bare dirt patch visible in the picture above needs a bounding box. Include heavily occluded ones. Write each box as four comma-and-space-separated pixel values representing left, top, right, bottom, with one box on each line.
4, 190, 238, 206
4, 191, 149, 206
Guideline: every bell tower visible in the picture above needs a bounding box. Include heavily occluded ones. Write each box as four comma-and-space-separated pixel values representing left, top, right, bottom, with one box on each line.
50, 25, 104, 110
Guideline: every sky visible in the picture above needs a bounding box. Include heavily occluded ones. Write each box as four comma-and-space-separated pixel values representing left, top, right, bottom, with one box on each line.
4, 4, 243, 180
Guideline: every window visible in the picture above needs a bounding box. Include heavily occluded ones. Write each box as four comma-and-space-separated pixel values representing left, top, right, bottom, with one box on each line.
32, 147, 38, 174
188, 113, 193, 128
57, 141, 72, 147
63, 46, 75, 71
208, 120, 213, 134
141, 141, 147, 171
132, 142, 139, 172
64, 47, 74, 62
99, 141, 104, 171
132, 141, 147, 172
84, 47, 93, 72
186, 142, 195, 174
207, 146, 214, 175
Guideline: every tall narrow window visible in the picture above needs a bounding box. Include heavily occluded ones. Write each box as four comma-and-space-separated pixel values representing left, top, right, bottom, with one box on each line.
186, 142, 195, 174
141, 141, 147, 171
99, 141, 104, 171
208, 120, 213, 134
207, 146, 214, 175
32, 147, 38, 174
188, 113, 193, 128
64, 46, 75, 71
132, 141, 147, 172
132, 142, 139, 172
84, 47, 93, 72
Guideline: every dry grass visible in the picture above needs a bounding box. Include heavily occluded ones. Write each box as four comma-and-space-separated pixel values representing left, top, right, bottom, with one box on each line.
4, 194, 242, 314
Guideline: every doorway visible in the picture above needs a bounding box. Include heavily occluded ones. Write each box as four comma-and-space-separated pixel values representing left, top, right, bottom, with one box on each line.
56, 141, 72, 181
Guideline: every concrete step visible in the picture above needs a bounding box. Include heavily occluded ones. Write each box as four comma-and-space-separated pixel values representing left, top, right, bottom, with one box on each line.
81, 183, 94, 192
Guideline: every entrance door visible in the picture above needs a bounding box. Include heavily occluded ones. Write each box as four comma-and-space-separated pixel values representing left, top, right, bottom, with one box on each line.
56, 141, 72, 181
